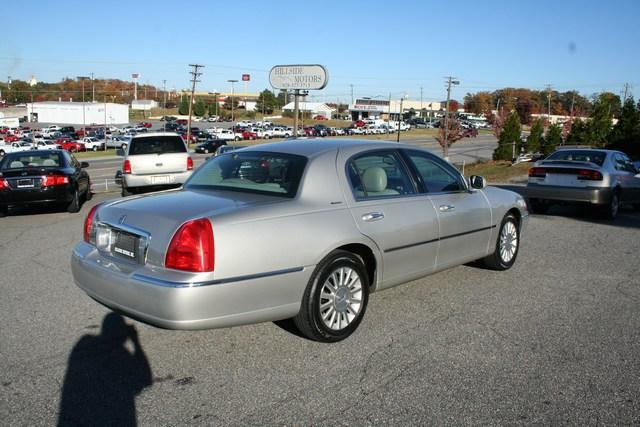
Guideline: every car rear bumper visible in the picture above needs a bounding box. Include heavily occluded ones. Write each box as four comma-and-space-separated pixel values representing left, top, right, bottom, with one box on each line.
123, 171, 192, 189
0, 186, 72, 207
526, 183, 612, 204
71, 242, 309, 330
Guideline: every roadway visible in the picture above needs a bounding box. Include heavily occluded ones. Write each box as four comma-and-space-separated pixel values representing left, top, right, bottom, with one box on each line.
1, 182, 639, 425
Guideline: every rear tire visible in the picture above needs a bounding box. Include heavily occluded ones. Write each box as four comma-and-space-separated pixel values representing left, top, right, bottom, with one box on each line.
482, 213, 520, 271
67, 189, 81, 213
93, 146, 98, 151
121, 186, 134, 197
293, 250, 369, 342
601, 191, 620, 220
528, 198, 548, 214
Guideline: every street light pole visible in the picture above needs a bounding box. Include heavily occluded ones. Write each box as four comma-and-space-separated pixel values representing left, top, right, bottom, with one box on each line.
77, 76, 89, 137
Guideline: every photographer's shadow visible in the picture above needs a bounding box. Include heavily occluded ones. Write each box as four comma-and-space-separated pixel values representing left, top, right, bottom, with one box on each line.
58, 313, 152, 427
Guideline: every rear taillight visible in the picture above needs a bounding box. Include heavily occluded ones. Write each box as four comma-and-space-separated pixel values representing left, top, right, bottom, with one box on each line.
0, 178, 7, 189
123, 159, 131, 174
577, 169, 603, 180
528, 167, 546, 178
165, 218, 214, 272
187, 156, 193, 170
42, 175, 70, 186
84, 204, 100, 243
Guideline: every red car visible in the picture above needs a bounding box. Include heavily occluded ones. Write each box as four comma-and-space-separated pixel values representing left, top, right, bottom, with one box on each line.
137, 121, 153, 128
353, 120, 366, 128
176, 119, 188, 125
3, 135, 19, 143
240, 130, 257, 140
57, 140, 87, 153
313, 115, 327, 120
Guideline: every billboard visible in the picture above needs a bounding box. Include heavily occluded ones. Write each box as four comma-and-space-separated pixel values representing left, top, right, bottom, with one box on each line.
242, 74, 250, 81
269, 64, 328, 90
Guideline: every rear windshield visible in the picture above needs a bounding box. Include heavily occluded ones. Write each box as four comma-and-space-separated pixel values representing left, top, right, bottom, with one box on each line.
128, 135, 187, 155
545, 150, 606, 166
1, 152, 62, 169
185, 151, 307, 198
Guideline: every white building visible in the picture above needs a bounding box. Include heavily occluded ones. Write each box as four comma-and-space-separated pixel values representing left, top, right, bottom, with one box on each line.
131, 100, 158, 111
349, 98, 442, 120
25, 102, 129, 124
282, 102, 335, 118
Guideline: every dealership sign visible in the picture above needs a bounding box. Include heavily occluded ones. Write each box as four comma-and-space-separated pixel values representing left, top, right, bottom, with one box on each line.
269, 64, 328, 90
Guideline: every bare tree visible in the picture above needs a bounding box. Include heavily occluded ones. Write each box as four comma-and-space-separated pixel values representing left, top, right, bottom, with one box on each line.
435, 116, 464, 156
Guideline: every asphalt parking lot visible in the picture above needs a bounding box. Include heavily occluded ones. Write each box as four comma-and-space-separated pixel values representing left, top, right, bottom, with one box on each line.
1, 189, 639, 426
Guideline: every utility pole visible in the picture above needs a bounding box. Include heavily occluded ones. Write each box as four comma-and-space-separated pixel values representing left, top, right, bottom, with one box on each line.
162, 80, 167, 113
623, 83, 632, 101
443, 76, 460, 159
90, 72, 95, 102
186, 64, 204, 146
545, 84, 552, 123
349, 84, 354, 105
420, 86, 423, 119
77, 76, 89, 137
227, 79, 238, 122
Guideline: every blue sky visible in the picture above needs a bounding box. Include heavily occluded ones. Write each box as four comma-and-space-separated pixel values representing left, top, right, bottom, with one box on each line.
3, 0, 639, 102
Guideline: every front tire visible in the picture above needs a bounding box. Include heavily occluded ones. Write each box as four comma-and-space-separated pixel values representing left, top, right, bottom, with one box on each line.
293, 250, 369, 342
92, 146, 98, 151
482, 213, 520, 270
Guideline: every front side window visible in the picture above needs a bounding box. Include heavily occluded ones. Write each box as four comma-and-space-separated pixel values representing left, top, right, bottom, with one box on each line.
348, 151, 415, 199
185, 151, 307, 198
405, 151, 465, 193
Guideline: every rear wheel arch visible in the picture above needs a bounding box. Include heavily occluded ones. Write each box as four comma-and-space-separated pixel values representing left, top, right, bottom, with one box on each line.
335, 243, 377, 290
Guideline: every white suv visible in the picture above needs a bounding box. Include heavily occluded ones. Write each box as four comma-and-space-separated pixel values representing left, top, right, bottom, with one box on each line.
120, 133, 193, 197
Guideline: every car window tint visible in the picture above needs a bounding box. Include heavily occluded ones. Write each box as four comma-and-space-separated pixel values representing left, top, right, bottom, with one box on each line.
0, 152, 62, 169
128, 136, 187, 155
185, 151, 306, 198
546, 150, 605, 166
405, 151, 464, 193
348, 151, 415, 198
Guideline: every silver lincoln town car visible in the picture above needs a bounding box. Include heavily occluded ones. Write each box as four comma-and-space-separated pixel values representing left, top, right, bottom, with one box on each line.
72, 139, 528, 342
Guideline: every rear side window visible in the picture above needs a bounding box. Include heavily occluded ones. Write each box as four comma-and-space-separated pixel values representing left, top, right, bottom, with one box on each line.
128, 136, 187, 155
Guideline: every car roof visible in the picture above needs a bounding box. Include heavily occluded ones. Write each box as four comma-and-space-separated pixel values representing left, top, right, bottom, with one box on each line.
238, 138, 416, 158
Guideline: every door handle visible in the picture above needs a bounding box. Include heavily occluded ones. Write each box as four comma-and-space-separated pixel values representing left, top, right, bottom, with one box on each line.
439, 205, 455, 212
362, 212, 384, 222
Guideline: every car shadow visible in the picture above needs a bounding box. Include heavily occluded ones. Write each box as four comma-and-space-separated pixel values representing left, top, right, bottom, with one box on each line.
57, 313, 152, 427
494, 184, 640, 230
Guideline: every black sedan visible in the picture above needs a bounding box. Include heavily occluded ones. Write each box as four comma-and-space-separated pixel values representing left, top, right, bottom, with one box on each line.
0, 150, 91, 216
195, 139, 226, 154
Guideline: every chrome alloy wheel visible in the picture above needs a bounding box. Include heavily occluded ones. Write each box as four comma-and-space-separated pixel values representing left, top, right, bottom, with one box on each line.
499, 221, 518, 263
319, 266, 363, 331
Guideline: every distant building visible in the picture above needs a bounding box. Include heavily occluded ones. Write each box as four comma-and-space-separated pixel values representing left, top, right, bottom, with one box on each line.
25, 101, 129, 124
282, 102, 335, 118
131, 100, 158, 111
349, 98, 442, 121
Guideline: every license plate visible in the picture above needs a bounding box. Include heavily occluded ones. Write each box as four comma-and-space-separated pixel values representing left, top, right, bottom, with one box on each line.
17, 179, 34, 188
151, 175, 170, 184
113, 231, 139, 260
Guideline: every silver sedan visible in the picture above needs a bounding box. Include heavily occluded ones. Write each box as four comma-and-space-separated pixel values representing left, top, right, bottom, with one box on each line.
72, 139, 528, 342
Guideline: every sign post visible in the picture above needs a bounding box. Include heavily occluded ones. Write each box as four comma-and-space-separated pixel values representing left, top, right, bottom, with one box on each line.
269, 65, 328, 138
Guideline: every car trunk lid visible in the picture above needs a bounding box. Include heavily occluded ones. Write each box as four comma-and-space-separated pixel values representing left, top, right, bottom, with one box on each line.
529, 161, 603, 186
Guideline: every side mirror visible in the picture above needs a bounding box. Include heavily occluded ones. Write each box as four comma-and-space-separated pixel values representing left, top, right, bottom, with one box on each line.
116, 148, 125, 156
469, 175, 486, 189
80, 161, 89, 169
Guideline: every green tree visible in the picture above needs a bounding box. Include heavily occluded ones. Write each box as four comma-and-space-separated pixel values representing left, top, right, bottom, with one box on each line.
566, 119, 590, 144
207, 102, 219, 117
223, 95, 239, 110
542, 124, 562, 155
588, 97, 613, 147
596, 92, 621, 117
608, 97, 640, 157
178, 98, 189, 115
193, 99, 206, 117
254, 89, 278, 115
525, 118, 545, 153
493, 111, 521, 160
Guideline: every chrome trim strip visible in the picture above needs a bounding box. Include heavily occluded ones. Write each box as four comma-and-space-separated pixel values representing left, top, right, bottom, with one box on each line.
384, 225, 497, 253
131, 266, 305, 288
